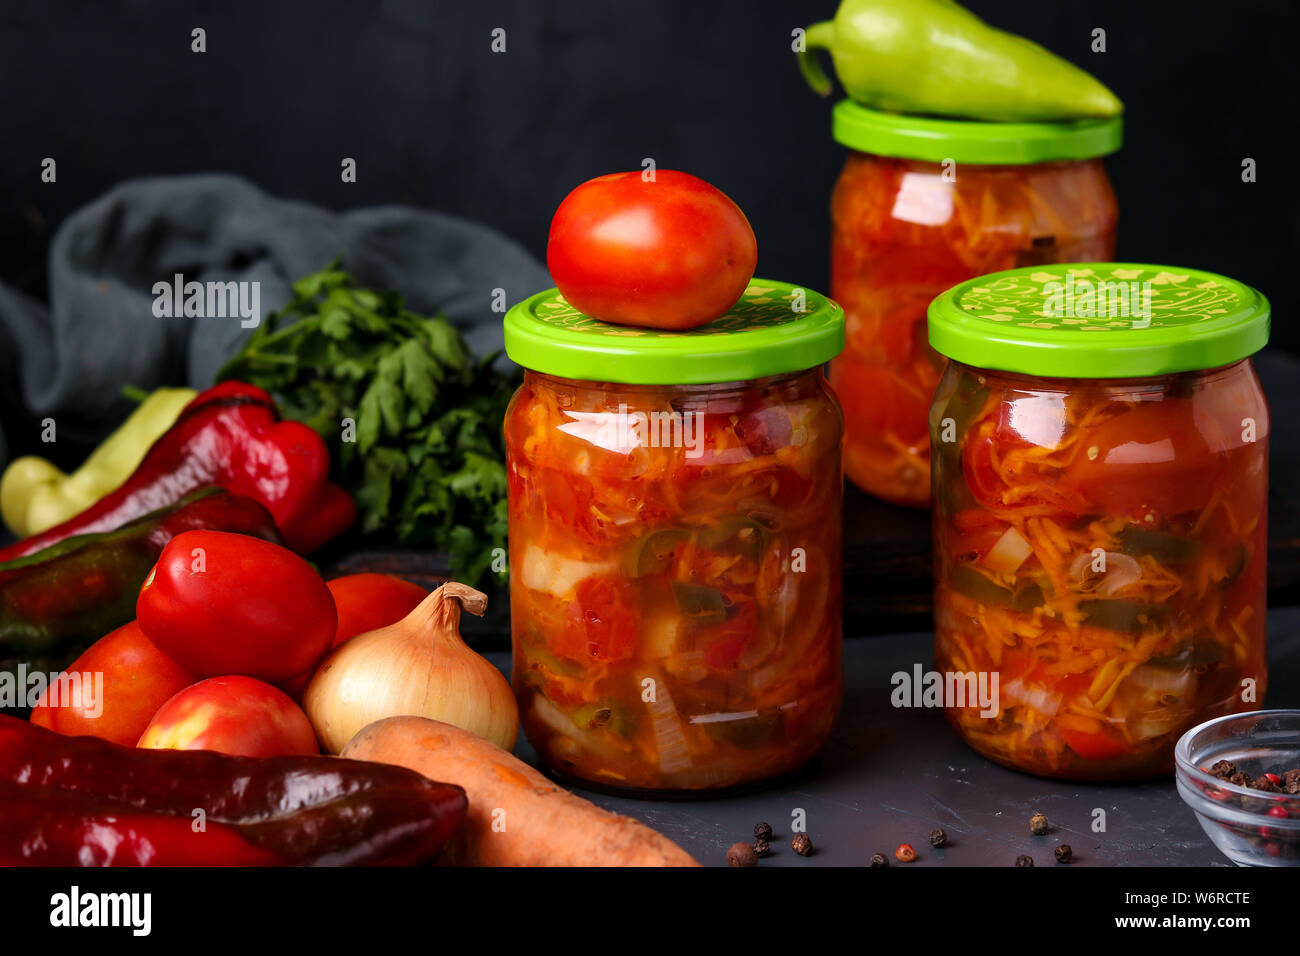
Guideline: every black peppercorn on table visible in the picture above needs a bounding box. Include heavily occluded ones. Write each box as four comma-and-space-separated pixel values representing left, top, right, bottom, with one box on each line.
493, 605, 1300, 867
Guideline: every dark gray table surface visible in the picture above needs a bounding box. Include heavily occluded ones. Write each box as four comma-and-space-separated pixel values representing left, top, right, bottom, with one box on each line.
491, 606, 1300, 867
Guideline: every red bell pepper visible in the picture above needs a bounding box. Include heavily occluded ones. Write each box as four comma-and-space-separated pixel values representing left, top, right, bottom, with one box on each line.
0, 382, 353, 560
0, 716, 467, 866
0, 488, 280, 686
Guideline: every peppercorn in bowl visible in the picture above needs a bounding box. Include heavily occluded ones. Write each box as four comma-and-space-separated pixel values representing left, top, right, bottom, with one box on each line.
1175, 710, 1300, 866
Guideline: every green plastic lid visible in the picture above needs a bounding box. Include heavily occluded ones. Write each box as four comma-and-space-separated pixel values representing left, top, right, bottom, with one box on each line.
832, 100, 1123, 165
504, 280, 844, 385
928, 263, 1270, 378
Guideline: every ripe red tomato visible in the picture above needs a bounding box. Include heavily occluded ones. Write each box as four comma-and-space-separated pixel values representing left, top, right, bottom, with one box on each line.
326, 573, 428, 648
29, 620, 195, 747
547, 170, 757, 330
137, 675, 319, 757
136, 530, 336, 682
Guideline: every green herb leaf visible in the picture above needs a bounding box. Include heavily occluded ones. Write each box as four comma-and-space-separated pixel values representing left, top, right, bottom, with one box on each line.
216, 263, 516, 584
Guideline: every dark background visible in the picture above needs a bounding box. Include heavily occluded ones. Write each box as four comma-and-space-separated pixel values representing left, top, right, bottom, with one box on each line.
1, 0, 1296, 348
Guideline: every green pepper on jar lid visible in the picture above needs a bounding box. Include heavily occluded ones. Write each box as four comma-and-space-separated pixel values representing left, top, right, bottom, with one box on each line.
798, 0, 1123, 122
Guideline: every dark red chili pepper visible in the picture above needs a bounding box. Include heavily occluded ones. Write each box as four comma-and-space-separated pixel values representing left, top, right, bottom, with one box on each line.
0, 382, 354, 561
0, 489, 280, 688
0, 716, 467, 866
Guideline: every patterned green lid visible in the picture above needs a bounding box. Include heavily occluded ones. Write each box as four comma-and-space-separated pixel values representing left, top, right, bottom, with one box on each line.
928, 263, 1270, 378
504, 280, 845, 384
833, 100, 1123, 165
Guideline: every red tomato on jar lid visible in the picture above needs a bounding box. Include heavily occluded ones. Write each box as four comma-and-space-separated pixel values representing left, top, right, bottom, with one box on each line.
547, 170, 757, 330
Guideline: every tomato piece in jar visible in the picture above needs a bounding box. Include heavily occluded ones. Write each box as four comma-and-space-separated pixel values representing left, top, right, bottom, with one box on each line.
700, 600, 758, 671
947, 508, 1010, 563
961, 394, 1083, 517
557, 577, 639, 662
1064, 397, 1226, 518
1061, 728, 1131, 762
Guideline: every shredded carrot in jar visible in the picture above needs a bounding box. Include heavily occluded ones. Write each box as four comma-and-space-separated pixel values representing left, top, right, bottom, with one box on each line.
932, 361, 1268, 779
830, 154, 1118, 506
506, 370, 843, 792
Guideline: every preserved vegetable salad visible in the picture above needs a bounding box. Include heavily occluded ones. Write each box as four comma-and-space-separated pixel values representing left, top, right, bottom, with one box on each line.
503, 283, 845, 793
928, 264, 1271, 779
828, 102, 1121, 506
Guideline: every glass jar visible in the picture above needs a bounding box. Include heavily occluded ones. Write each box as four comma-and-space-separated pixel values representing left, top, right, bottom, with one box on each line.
828, 101, 1121, 507
502, 282, 845, 794
928, 263, 1271, 780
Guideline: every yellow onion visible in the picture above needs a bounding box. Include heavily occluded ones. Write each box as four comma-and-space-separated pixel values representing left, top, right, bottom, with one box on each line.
304, 581, 518, 754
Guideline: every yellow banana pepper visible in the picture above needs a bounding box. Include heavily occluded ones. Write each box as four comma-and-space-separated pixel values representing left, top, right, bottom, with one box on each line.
0, 387, 197, 537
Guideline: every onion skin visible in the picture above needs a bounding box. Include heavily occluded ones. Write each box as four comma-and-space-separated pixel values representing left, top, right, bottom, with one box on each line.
303, 582, 519, 754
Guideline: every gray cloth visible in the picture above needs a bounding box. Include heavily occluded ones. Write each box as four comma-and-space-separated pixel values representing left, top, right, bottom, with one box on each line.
0, 173, 550, 464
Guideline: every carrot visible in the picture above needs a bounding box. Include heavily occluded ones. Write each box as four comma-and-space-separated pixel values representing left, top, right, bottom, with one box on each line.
341, 716, 701, 867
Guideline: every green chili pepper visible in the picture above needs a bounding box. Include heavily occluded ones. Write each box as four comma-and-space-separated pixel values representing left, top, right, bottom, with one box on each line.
670, 581, 728, 627
519, 639, 585, 679
628, 518, 770, 579
1079, 599, 1166, 634
949, 565, 1043, 612
933, 367, 990, 514
1011, 583, 1046, 614
1216, 544, 1249, 590
625, 529, 689, 577
1117, 527, 1199, 564
695, 516, 769, 562
799, 0, 1123, 121
1146, 639, 1226, 671
0, 489, 280, 705
937, 368, 990, 442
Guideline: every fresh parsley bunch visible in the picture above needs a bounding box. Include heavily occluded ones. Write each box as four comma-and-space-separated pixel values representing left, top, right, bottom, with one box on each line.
217, 264, 516, 584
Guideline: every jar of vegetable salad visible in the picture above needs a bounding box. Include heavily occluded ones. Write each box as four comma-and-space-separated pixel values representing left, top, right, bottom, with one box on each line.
928, 263, 1270, 780
829, 101, 1121, 507
503, 281, 845, 794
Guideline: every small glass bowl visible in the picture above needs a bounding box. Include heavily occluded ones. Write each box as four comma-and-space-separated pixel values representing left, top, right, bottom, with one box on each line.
1175, 710, 1300, 866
